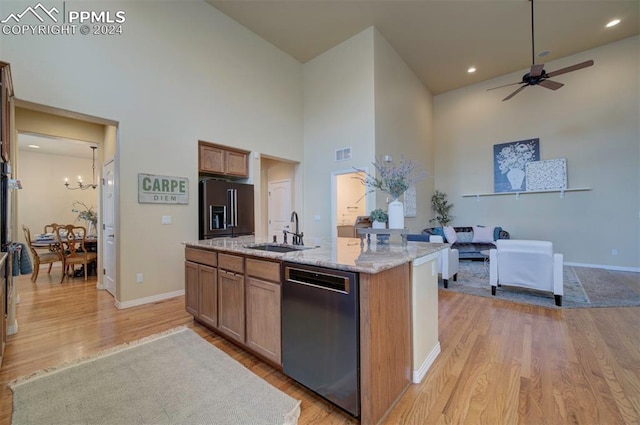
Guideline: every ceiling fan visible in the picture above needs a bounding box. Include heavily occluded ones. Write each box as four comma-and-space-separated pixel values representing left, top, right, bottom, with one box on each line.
488, 0, 594, 101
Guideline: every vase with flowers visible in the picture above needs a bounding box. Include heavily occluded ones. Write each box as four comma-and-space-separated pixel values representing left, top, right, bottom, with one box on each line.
496, 140, 537, 190
356, 156, 425, 229
72, 201, 98, 236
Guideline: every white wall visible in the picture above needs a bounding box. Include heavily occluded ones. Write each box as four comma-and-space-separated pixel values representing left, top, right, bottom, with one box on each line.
434, 36, 640, 269
302, 27, 376, 238
2, 0, 303, 302
373, 29, 434, 233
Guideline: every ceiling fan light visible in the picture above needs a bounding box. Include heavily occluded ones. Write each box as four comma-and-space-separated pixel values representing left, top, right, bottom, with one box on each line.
606, 19, 620, 28
467, 67, 476, 73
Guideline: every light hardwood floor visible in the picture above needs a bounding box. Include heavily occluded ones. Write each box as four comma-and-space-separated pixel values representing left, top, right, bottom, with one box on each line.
1, 270, 638, 424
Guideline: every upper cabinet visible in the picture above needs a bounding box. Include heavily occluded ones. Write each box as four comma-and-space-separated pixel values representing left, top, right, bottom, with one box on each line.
0, 62, 14, 163
199, 140, 249, 178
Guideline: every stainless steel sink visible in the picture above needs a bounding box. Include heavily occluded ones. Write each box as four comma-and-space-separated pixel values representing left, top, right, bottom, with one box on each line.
244, 243, 315, 253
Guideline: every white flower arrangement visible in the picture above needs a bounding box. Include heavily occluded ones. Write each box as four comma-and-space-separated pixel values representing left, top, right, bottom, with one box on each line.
496, 141, 536, 174
356, 156, 426, 200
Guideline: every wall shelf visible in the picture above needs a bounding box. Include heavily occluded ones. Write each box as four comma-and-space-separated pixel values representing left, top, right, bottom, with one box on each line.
461, 187, 591, 200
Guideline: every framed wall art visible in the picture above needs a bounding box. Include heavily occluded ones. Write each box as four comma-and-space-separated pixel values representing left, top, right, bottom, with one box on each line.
493, 138, 540, 192
526, 158, 567, 191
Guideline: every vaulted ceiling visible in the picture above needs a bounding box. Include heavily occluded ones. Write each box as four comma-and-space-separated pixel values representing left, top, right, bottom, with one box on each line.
205, 0, 639, 95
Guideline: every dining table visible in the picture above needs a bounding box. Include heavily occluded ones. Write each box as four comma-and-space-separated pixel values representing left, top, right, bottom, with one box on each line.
31, 234, 98, 276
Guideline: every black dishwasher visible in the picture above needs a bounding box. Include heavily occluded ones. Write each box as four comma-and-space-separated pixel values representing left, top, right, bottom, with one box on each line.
281, 262, 360, 417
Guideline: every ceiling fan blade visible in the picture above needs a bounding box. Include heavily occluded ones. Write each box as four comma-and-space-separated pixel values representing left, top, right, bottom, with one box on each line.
546, 60, 594, 78
539, 79, 564, 90
530, 64, 544, 77
487, 81, 524, 91
502, 85, 527, 101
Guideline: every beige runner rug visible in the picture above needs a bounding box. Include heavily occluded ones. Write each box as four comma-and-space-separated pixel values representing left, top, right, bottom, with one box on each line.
10, 327, 301, 425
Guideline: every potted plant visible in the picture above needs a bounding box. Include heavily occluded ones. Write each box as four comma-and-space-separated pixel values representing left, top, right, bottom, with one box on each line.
369, 208, 388, 229
429, 190, 454, 227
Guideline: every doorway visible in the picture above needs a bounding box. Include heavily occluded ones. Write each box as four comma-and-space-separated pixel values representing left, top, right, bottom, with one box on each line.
14, 101, 118, 296
332, 170, 368, 238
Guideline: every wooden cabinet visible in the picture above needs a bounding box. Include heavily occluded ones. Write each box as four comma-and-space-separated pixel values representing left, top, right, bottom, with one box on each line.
198, 265, 218, 328
184, 248, 283, 365
217, 254, 245, 343
0, 62, 13, 163
184, 261, 199, 316
245, 258, 282, 364
184, 248, 218, 328
198, 140, 249, 178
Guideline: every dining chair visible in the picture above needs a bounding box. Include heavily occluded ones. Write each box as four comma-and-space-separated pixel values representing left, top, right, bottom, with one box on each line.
43, 223, 60, 234
22, 225, 62, 282
55, 224, 98, 282
42, 222, 64, 253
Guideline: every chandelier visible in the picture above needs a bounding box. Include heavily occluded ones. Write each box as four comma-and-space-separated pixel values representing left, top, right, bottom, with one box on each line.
64, 146, 98, 190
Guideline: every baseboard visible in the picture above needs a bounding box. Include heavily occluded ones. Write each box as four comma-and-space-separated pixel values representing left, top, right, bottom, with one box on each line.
565, 262, 640, 273
115, 289, 185, 309
412, 342, 441, 384
8, 319, 18, 335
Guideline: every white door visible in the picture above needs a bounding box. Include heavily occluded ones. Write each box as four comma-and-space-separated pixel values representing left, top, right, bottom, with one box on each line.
102, 159, 116, 297
268, 180, 292, 241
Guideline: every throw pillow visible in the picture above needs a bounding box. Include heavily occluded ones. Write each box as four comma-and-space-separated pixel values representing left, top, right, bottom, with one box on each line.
443, 226, 457, 244
493, 226, 503, 241
472, 225, 494, 243
431, 227, 444, 238
456, 231, 473, 243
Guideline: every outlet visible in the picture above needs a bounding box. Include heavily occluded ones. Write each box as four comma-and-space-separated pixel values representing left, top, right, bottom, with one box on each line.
136, 273, 143, 283
161, 215, 171, 225
611, 248, 618, 256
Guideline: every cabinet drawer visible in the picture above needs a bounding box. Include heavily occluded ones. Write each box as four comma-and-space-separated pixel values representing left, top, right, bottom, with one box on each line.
246, 258, 281, 283
219, 253, 244, 273
185, 247, 217, 267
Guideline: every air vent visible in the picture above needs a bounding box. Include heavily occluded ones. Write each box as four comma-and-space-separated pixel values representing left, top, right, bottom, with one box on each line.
335, 147, 352, 162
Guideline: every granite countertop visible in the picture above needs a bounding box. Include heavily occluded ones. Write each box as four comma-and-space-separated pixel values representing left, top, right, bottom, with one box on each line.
184, 236, 446, 274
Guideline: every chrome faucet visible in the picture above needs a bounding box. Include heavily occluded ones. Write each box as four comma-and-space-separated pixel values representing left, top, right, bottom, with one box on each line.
288, 211, 304, 246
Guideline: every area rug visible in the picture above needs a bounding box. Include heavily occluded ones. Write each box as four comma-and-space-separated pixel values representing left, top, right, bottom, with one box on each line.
444, 261, 640, 309
10, 327, 301, 425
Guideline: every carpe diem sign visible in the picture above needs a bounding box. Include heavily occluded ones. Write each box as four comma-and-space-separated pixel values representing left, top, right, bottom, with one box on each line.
138, 173, 188, 204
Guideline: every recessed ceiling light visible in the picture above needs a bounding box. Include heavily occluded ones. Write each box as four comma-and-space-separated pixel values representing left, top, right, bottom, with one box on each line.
606, 19, 620, 28
28, 144, 40, 149
467, 67, 476, 73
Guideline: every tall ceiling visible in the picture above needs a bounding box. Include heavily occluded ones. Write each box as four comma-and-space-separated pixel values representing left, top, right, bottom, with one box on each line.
205, 0, 639, 95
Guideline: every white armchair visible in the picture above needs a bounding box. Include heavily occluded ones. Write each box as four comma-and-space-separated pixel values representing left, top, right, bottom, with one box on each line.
429, 235, 459, 288
489, 240, 564, 306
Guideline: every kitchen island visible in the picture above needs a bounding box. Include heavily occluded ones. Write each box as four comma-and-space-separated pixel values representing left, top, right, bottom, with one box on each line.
184, 236, 445, 424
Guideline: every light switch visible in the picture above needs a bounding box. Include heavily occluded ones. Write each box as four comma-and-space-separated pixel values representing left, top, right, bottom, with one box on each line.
162, 215, 171, 224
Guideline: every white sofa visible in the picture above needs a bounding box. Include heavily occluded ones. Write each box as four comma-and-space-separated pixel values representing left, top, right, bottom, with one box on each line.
429, 235, 459, 288
489, 239, 563, 306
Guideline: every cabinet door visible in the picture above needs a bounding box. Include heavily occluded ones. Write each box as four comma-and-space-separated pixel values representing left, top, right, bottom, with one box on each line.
218, 269, 245, 343
225, 150, 248, 177
245, 277, 281, 365
198, 265, 218, 328
185, 261, 199, 316
199, 143, 225, 174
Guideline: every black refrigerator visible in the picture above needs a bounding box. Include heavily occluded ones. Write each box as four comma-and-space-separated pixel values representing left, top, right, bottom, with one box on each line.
199, 179, 254, 239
